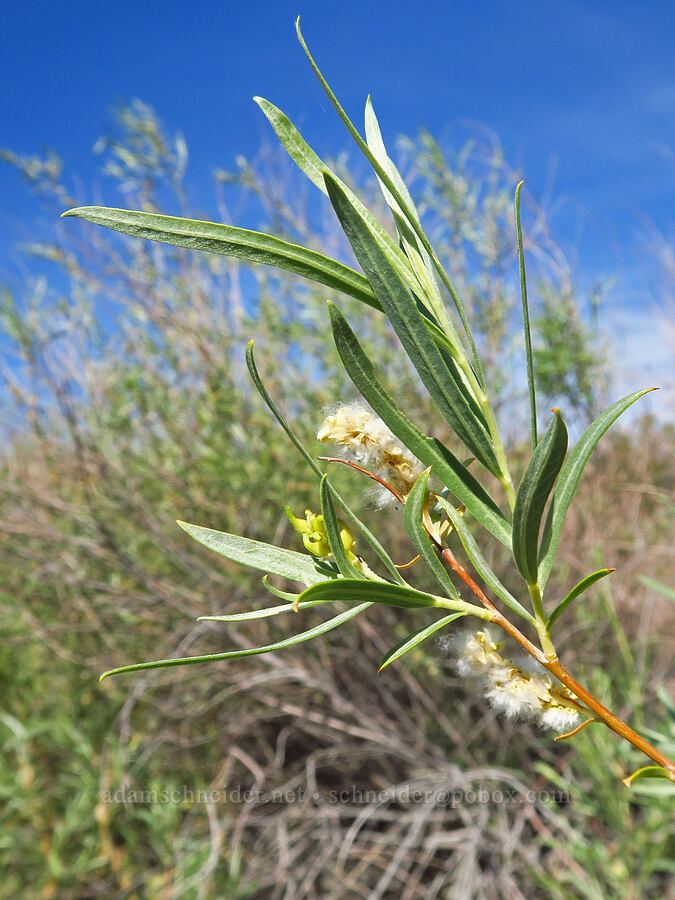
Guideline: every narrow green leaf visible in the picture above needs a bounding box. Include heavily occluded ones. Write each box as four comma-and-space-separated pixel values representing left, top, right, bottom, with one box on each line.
319, 475, 367, 579
324, 172, 500, 475
176, 520, 328, 586
198, 598, 326, 622
329, 301, 511, 546
403, 469, 460, 598
435, 496, 534, 621
254, 96, 431, 308
538, 388, 656, 590
246, 339, 322, 478
299, 578, 442, 609
546, 568, 615, 629
512, 410, 568, 585
515, 181, 537, 450
379, 613, 466, 672
63, 205, 380, 310
100, 602, 371, 680
246, 340, 404, 583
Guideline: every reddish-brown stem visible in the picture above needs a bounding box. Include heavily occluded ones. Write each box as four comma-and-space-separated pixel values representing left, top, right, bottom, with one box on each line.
317, 457, 404, 503
441, 548, 547, 663
441, 548, 675, 776
543, 659, 675, 773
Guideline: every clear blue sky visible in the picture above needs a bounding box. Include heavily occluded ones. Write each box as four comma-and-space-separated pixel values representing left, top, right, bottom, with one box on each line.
1, 0, 673, 406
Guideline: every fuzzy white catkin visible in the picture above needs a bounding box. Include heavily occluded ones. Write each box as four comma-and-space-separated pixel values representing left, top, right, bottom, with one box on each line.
317, 402, 423, 504
539, 706, 580, 732
485, 670, 550, 719
456, 629, 582, 732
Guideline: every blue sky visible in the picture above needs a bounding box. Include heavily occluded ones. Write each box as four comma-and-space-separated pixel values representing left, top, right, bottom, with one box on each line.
1, 0, 673, 411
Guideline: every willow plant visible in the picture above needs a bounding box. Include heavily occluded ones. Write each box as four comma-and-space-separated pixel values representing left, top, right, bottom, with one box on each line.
63, 20, 673, 788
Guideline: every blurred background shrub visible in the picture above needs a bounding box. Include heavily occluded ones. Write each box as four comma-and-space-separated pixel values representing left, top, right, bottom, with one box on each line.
0, 102, 672, 899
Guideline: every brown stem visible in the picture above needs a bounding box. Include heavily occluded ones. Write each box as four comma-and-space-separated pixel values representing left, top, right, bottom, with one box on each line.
317, 457, 404, 503
543, 659, 675, 773
441, 548, 675, 776
441, 548, 547, 663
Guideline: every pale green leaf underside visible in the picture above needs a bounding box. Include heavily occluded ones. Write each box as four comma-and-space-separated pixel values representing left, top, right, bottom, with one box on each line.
176, 520, 328, 587
253, 97, 430, 305
363, 96, 454, 340
63, 206, 379, 310
198, 598, 326, 622
623, 765, 675, 788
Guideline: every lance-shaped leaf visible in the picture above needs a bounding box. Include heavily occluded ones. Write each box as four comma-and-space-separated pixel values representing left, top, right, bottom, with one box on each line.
329, 301, 511, 546
62, 206, 380, 310
538, 388, 656, 590
319, 475, 367, 579
324, 172, 501, 476
363, 96, 455, 341
245, 340, 404, 584
515, 182, 538, 452
379, 613, 466, 672
299, 578, 446, 610
546, 568, 615, 629
100, 601, 371, 680
199, 598, 326, 622
176, 520, 329, 587
404, 469, 460, 599
254, 97, 433, 312
435, 496, 533, 622
364, 96, 422, 229
512, 410, 568, 585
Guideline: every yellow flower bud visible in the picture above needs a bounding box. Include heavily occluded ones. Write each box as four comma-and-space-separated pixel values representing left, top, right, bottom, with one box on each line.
286, 506, 357, 562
